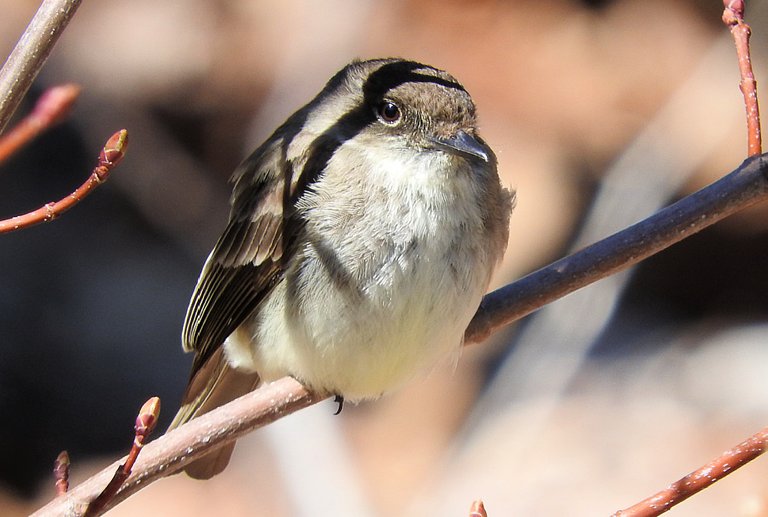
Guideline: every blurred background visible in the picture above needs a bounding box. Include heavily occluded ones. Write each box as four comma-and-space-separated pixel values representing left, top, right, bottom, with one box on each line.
2, 0, 768, 515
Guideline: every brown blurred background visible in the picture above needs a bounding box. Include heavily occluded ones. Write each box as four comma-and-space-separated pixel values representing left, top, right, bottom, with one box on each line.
2, 0, 768, 515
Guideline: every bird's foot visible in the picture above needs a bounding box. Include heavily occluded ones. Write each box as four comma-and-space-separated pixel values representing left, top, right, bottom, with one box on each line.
333, 395, 344, 415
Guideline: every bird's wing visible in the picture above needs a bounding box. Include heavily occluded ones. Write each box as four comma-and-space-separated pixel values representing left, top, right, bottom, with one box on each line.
181, 137, 294, 376
181, 87, 362, 376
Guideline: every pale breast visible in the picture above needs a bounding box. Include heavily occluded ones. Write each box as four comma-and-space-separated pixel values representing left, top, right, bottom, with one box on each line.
224, 144, 506, 400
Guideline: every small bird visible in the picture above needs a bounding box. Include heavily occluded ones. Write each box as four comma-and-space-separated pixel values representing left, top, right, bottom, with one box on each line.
170, 58, 514, 479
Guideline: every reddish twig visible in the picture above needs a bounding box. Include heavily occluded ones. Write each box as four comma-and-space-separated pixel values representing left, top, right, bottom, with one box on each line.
83, 397, 161, 517
32, 378, 322, 516
53, 451, 70, 496
612, 424, 768, 517
0, 84, 80, 163
469, 500, 488, 517
0, 129, 128, 234
723, 0, 762, 156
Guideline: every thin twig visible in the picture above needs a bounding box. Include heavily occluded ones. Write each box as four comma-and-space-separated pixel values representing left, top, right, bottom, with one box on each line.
53, 451, 70, 497
0, 0, 83, 134
32, 378, 322, 517
0, 84, 80, 163
83, 397, 160, 517
32, 154, 768, 517
723, 0, 762, 156
0, 129, 128, 234
612, 424, 768, 517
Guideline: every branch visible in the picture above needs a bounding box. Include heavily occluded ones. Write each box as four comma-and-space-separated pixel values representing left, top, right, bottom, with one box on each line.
32, 378, 323, 517
0, 129, 128, 234
612, 424, 768, 516
722, 0, 762, 156
0, 0, 83, 134
464, 153, 768, 344
0, 83, 80, 163
33, 154, 768, 516
83, 397, 161, 517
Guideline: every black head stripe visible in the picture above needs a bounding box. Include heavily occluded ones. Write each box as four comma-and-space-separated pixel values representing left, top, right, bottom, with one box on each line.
362, 60, 465, 102
292, 60, 463, 205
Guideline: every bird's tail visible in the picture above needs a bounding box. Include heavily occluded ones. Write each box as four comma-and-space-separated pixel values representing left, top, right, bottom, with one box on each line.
168, 346, 260, 479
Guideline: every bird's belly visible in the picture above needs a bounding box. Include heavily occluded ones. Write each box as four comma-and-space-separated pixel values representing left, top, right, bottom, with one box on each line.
225, 236, 489, 400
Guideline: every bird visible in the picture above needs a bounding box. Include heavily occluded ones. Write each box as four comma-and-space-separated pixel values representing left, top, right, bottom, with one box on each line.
169, 58, 514, 479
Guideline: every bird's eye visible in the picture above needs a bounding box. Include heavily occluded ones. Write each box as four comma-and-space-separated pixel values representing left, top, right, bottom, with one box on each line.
377, 101, 401, 124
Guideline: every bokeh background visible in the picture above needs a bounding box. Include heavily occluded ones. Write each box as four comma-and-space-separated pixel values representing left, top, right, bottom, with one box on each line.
2, 0, 768, 515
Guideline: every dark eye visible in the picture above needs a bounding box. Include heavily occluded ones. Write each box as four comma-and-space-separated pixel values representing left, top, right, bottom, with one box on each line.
377, 100, 401, 124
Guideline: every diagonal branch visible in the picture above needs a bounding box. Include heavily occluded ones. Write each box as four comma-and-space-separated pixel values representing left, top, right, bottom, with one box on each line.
612, 424, 768, 516
0, 84, 80, 163
0, 0, 83, 134
32, 378, 321, 517
0, 129, 128, 234
33, 153, 768, 516
82, 398, 161, 517
464, 153, 768, 344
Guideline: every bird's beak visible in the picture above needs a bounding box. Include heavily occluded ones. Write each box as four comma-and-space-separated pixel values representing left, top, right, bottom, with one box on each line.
430, 130, 490, 162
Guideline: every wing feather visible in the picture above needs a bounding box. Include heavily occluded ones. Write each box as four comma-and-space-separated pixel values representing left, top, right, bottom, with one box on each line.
180, 79, 352, 376
181, 137, 290, 375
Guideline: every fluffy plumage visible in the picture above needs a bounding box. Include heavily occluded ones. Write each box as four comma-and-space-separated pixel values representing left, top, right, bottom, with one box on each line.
170, 58, 514, 479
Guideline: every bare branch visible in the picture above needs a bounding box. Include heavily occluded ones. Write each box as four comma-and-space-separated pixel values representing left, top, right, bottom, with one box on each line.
0, 0, 83, 134
0, 129, 128, 234
612, 424, 768, 517
83, 397, 161, 517
722, 0, 762, 156
464, 154, 767, 343
0, 84, 80, 163
32, 378, 323, 517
